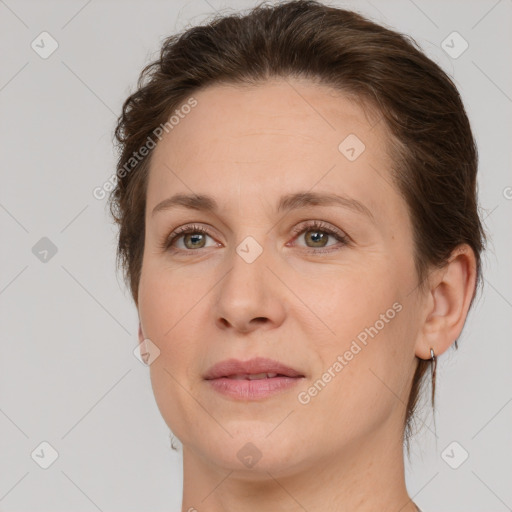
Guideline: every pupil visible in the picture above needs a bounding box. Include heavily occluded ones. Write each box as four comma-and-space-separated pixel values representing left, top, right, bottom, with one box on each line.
307, 230, 327, 247
185, 233, 205, 249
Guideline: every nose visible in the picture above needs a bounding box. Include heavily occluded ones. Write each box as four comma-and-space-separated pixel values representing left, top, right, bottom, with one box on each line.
212, 243, 287, 334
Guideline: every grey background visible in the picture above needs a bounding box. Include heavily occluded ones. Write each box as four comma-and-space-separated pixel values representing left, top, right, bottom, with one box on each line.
0, 0, 511, 511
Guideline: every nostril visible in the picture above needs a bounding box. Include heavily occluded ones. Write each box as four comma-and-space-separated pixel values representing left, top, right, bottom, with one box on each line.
219, 318, 230, 328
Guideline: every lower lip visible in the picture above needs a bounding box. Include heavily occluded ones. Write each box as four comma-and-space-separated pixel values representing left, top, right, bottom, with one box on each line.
205, 376, 303, 400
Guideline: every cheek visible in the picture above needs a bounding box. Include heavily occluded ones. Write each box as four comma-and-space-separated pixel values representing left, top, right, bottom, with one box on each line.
288, 256, 401, 344
292, 258, 409, 397
138, 270, 207, 438
295, 305, 410, 443
138, 263, 194, 336
138, 269, 201, 379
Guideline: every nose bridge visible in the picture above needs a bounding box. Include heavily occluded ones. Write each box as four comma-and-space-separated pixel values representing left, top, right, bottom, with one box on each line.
213, 232, 286, 331
223, 234, 270, 303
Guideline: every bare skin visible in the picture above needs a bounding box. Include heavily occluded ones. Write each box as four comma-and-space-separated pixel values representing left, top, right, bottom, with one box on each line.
136, 78, 477, 512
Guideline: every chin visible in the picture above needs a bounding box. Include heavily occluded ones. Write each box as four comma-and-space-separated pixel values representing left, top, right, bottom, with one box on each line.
204, 430, 306, 474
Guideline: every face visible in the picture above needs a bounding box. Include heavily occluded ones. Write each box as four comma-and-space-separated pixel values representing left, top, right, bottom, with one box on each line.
137, 78, 423, 476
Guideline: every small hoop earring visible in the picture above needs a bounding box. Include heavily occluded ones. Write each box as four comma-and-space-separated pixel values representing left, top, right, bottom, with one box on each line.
430, 347, 436, 377
430, 347, 437, 408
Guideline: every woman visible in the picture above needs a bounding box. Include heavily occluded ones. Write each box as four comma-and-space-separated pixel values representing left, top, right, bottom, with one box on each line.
109, 1, 486, 510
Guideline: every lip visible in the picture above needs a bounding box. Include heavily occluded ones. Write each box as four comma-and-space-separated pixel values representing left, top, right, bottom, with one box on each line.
203, 357, 305, 401
203, 357, 304, 380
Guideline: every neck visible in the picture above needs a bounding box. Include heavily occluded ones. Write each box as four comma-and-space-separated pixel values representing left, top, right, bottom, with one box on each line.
180, 416, 417, 512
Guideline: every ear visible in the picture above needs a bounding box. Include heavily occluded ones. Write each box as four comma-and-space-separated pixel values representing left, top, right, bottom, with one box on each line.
415, 244, 478, 359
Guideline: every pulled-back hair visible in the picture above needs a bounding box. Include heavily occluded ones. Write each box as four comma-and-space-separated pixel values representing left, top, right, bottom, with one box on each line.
108, 0, 486, 451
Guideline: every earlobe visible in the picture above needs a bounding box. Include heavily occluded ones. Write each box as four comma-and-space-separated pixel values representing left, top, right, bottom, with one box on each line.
417, 244, 477, 359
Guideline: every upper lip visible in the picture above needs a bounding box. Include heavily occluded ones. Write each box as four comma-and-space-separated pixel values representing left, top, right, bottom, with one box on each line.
203, 357, 305, 380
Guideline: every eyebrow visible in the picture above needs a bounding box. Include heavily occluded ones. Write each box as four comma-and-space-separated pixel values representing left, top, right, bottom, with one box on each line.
151, 191, 375, 223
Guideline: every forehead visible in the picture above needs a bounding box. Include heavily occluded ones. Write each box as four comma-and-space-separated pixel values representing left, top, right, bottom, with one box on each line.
147, 78, 404, 230
158, 78, 384, 160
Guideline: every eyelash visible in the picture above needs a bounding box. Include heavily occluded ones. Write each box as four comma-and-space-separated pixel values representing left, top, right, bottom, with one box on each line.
160, 220, 350, 255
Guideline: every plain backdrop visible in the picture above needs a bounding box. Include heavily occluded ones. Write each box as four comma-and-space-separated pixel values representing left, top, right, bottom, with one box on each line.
0, 0, 511, 511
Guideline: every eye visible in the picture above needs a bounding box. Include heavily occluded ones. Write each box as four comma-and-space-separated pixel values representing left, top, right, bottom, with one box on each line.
289, 220, 349, 254
160, 224, 219, 252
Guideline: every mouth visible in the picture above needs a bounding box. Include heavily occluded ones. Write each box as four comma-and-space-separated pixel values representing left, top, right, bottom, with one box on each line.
203, 357, 305, 380
203, 357, 305, 400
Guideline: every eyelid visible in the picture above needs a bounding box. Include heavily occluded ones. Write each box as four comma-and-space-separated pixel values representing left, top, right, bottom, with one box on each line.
289, 219, 349, 241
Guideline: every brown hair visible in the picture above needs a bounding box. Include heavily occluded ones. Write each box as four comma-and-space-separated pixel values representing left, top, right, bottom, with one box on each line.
108, 0, 486, 452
